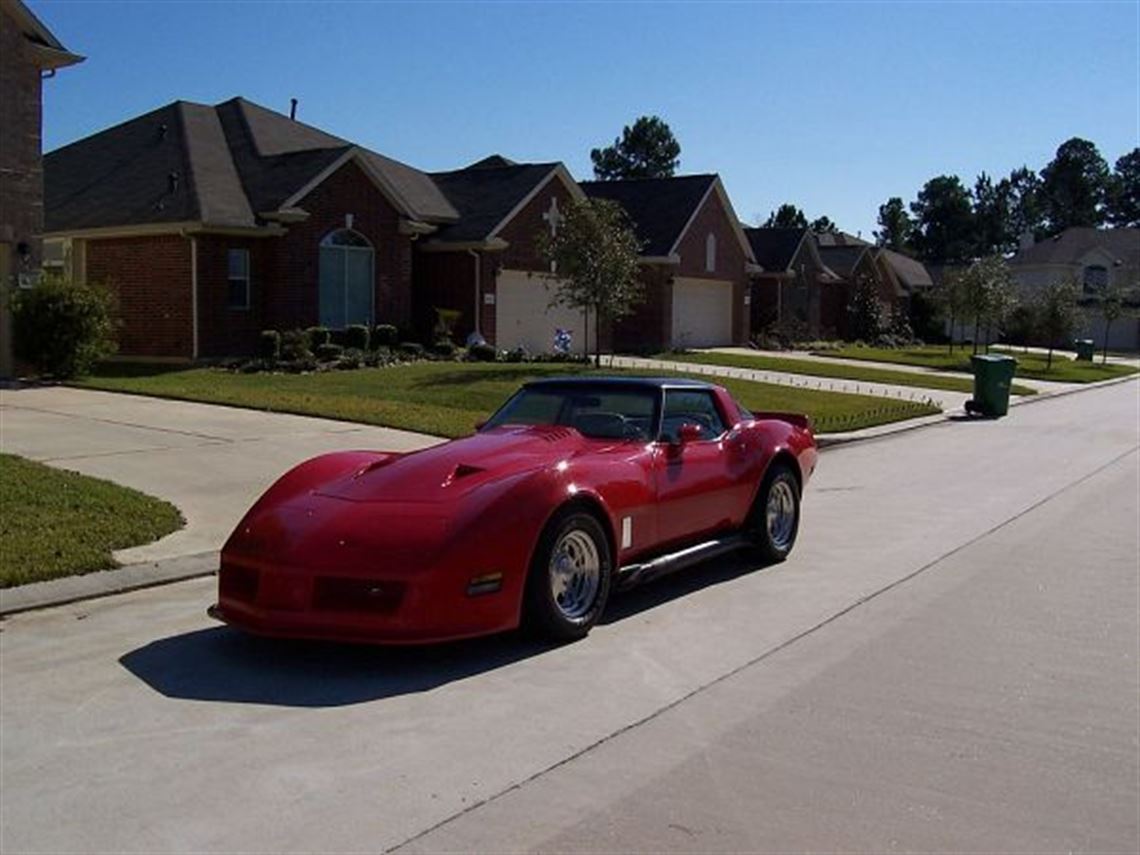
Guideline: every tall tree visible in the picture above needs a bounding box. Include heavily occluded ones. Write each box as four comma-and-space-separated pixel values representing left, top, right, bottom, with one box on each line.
590, 116, 681, 180
1107, 148, 1140, 227
810, 215, 838, 234
1040, 137, 1109, 234
909, 175, 976, 264
1004, 166, 1045, 245
763, 204, 808, 229
538, 198, 644, 366
875, 197, 913, 251
972, 172, 1012, 256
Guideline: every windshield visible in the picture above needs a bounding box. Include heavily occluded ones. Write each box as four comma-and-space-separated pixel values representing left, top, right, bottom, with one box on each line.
483, 386, 660, 441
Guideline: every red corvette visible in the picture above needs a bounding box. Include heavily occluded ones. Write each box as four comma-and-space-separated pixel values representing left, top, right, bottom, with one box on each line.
209, 377, 817, 644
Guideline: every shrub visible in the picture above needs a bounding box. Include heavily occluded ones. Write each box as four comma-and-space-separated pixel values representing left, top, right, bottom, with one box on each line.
12, 276, 117, 378
343, 324, 370, 351
397, 341, 425, 358
315, 342, 343, 361
280, 329, 312, 361
335, 351, 362, 370
505, 346, 527, 363
306, 326, 331, 348
468, 342, 498, 362
430, 341, 457, 358
373, 324, 399, 348
258, 330, 281, 361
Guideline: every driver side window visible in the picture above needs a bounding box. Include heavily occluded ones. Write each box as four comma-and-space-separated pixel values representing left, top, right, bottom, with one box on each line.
660, 390, 727, 442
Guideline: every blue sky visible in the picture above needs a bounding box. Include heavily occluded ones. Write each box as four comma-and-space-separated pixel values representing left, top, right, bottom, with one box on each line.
33, 0, 1139, 238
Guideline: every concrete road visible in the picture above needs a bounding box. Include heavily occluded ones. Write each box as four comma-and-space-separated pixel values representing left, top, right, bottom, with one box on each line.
1, 380, 1137, 854
0, 386, 441, 562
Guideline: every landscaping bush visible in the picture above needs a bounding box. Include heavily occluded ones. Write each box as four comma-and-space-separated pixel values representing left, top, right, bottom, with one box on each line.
12, 276, 117, 378
315, 342, 343, 361
335, 350, 363, 370
344, 324, 370, 351
258, 330, 281, 361
397, 341, 425, 358
505, 346, 527, 363
280, 329, 312, 361
306, 326, 331, 348
468, 342, 498, 362
373, 324, 399, 348
430, 341, 457, 358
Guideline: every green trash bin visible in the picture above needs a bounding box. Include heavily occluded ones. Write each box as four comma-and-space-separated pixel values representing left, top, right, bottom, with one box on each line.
1074, 339, 1095, 361
966, 354, 1017, 417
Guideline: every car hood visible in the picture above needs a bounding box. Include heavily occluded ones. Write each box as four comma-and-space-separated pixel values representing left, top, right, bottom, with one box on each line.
315, 424, 591, 504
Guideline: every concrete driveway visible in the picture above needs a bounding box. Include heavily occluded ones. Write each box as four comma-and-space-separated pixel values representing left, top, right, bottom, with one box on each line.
0, 386, 441, 563
1, 379, 1136, 853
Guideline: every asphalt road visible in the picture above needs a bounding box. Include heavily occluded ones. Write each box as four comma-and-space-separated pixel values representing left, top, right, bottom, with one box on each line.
2, 380, 1137, 854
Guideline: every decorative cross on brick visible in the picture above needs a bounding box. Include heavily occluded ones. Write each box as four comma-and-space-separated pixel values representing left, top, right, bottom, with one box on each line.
542, 197, 563, 236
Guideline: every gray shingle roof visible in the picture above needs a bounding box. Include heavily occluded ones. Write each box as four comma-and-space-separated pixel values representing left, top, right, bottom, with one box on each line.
816, 244, 868, 277
744, 227, 807, 273
579, 175, 717, 257
1010, 227, 1140, 267
880, 249, 933, 289
429, 162, 560, 243
45, 97, 459, 233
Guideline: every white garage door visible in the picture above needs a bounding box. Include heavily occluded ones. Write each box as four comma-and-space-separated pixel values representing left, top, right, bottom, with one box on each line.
495, 270, 595, 355
672, 277, 734, 348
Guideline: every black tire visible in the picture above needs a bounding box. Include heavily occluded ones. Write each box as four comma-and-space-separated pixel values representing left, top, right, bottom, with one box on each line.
747, 462, 801, 563
523, 509, 612, 642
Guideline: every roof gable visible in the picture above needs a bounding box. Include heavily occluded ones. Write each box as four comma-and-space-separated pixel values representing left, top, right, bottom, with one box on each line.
580, 174, 717, 257
428, 162, 572, 243
1011, 227, 1140, 268
745, 227, 807, 272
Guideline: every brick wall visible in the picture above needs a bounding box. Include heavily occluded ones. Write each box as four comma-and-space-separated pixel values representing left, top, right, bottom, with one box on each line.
672, 188, 750, 344
613, 265, 672, 353
495, 177, 574, 271
0, 9, 44, 269
85, 234, 193, 357
196, 235, 272, 357
271, 160, 414, 334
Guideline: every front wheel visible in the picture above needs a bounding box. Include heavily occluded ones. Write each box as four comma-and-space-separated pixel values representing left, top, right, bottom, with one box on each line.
748, 463, 801, 563
523, 510, 612, 642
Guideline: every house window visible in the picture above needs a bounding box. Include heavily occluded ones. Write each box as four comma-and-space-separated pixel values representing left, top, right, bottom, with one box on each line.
319, 229, 374, 328
1083, 264, 1108, 295
705, 233, 717, 273
227, 249, 250, 309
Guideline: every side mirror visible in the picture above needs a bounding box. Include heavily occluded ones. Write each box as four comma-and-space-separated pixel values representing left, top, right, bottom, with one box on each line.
677, 423, 703, 444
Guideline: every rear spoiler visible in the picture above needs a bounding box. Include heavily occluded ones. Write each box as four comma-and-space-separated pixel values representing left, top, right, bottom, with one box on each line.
749, 411, 814, 433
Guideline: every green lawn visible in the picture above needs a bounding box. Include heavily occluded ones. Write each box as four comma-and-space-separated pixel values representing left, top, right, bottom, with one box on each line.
816, 345, 1139, 383
660, 351, 1037, 397
0, 454, 184, 587
76, 361, 939, 438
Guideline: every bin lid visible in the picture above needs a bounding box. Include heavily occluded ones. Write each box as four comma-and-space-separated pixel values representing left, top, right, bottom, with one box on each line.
971, 354, 1017, 364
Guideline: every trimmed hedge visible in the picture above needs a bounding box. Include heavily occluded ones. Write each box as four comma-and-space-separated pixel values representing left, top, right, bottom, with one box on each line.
12, 277, 117, 378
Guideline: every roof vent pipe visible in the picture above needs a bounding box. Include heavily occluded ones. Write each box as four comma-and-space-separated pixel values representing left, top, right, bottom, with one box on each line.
289, 98, 298, 120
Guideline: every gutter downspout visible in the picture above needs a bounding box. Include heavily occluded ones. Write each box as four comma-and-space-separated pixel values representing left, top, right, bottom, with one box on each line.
467, 249, 481, 336
187, 234, 199, 359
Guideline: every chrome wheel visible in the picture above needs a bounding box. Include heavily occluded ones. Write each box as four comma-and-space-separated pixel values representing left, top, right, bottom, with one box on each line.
549, 529, 602, 620
766, 478, 797, 551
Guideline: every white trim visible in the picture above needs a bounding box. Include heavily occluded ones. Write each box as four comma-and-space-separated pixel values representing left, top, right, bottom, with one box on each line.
45, 221, 286, 240
487, 164, 586, 240
667, 178, 756, 264
639, 254, 681, 265
419, 237, 509, 253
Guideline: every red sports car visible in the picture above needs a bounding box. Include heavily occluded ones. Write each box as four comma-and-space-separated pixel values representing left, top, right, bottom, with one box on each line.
209, 377, 817, 644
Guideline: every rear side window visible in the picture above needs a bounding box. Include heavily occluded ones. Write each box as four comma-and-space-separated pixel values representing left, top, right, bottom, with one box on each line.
660, 390, 727, 442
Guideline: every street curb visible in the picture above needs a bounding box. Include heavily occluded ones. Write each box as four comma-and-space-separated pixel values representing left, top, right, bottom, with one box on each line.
0, 551, 217, 617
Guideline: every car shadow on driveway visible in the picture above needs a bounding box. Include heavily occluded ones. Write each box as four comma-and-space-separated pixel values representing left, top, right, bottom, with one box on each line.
119, 551, 770, 708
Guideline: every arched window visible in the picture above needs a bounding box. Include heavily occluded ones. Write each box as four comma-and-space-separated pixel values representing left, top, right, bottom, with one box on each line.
705, 233, 717, 273
1082, 264, 1108, 295
319, 229, 374, 328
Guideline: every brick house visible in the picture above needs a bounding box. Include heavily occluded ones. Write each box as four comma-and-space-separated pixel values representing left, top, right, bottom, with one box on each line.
580, 175, 757, 351
0, 0, 82, 378
745, 227, 840, 337
44, 98, 611, 358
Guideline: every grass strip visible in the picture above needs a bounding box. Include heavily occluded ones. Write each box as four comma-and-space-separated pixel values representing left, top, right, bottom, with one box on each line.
816, 345, 1138, 383
659, 351, 1037, 397
0, 454, 184, 587
76, 361, 939, 439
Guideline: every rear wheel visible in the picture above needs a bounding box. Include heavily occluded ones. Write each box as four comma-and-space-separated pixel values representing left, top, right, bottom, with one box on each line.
748, 463, 801, 563
523, 509, 612, 642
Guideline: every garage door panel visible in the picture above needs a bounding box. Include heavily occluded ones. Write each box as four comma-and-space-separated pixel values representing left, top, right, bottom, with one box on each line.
672, 277, 733, 348
495, 271, 595, 355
